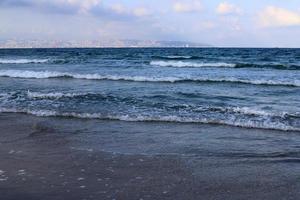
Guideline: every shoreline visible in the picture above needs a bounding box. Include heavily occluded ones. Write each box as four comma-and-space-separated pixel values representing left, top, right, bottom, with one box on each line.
0, 109, 298, 133
1, 113, 300, 200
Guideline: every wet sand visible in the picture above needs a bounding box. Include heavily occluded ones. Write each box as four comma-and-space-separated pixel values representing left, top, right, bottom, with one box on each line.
0, 113, 300, 200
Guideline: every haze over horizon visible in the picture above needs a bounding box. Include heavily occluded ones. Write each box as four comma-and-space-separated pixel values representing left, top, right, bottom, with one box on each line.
1, 0, 300, 47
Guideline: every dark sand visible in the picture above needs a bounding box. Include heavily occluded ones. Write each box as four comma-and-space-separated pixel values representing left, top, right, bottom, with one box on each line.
0, 113, 300, 200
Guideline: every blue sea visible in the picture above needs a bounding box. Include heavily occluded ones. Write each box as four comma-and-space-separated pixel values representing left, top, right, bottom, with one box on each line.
0, 48, 300, 132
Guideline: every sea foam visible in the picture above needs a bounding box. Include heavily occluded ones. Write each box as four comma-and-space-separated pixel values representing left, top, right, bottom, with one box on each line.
150, 61, 236, 68
27, 91, 91, 99
0, 107, 299, 131
0, 59, 49, 64
0, 70, 299, 87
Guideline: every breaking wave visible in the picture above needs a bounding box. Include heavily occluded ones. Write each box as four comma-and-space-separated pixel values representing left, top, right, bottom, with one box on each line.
150, 61, 236, 68
152, 55, 199, 60
0, 70, 299, 87
0, 107, 299, 131
0, 58, 49, 64
235, 63, 300, 70
27, 91, 94, 99
150, 60, 300, 70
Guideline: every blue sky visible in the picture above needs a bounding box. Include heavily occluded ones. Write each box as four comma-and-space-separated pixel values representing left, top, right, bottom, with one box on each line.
1, 0, 300, 47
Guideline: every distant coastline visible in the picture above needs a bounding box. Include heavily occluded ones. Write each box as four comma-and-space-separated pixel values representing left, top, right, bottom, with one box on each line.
0, 39, 211, 49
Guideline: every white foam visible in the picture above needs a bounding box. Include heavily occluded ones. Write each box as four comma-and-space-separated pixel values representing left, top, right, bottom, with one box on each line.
72, 73, 182, 82
0, 58, 49, 64
0, 70, 182, 82
0, 108, 299, 131
0, 70, 65, 79
164, 56, 193, 59
27, 91, 89, 99
0, 108, 57, 117
230, 107, 273, 116
150, 61, 236, 68
0, 70, 299, 87
197, 77, 300, 87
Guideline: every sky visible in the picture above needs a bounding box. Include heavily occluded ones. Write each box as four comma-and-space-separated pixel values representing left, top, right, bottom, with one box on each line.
1, 0, 300, 47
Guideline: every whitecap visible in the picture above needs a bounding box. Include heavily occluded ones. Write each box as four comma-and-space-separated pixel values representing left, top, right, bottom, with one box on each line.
150, 60, 236, 68
0, 108, 299, 132
0, 58, 49, 64
0, 70, 299, 87
27, 91, 90, 99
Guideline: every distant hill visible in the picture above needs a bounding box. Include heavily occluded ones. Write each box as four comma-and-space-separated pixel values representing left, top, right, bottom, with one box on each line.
121, 40, 211, 48
0, 39, 211, 48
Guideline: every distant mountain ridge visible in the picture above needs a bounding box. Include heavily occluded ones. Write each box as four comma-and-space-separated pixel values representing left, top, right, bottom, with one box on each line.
121, 40, 211, 48
0, 39, 211, 48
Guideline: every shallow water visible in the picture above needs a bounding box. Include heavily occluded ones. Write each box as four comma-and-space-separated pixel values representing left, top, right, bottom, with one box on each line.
3, 114, 299, 200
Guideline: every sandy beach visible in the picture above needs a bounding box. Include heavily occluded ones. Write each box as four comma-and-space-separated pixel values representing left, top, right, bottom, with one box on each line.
1, 113, 300, 200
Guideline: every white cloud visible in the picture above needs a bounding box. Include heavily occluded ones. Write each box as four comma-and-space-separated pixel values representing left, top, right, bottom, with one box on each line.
53, 0, 102, 13
60, 0, 100, 7
0, 0, 152, 21
110, 4, 150, 17
173, 1, 202, 13
259, 6, 300, 27
110, 4, 126, 14
216, 2, 241, 15
133, 7, 150, 17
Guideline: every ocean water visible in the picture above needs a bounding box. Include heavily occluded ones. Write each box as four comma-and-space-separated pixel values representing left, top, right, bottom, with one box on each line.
0, 48, 300, 131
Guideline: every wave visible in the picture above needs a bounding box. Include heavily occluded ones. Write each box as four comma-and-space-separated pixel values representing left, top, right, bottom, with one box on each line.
8, 91, 300, 118
27, 91, 94, 99
152, 55, 199, 60
235, 63, 300, 70
150, 60, 300, 70
0, 93, 13, 100
0, 70, 299, 87
4, 91, 295, 120
0, 58, 49, 64
216, 79, 300, 87
0, 70, 183, 82
150, 61, 236, 68
0, 107, 299, 132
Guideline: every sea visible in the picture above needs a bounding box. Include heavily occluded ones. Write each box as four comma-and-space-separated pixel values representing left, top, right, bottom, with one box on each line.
0, 48, 300, 132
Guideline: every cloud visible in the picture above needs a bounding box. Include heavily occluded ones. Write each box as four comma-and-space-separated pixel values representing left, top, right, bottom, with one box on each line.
259, 6, 300, 27
0, 0, 102, 14
110, 4, 126, 14
109, 4, 150, 18
133, 7, 150, 17
0, 0, 152, 20
54, 0, 102, 13
173, 1, 202, 13
0, 0, 102, 10
216, 2, 242, 15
